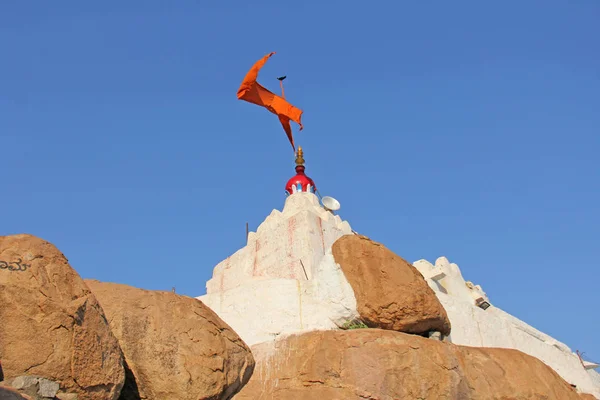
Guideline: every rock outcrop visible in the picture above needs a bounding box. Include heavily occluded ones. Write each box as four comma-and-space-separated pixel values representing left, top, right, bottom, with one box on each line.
332, 235, 451, 335
86, 280, 255, 400
235, 329, 584, 400
0, 235, 125, 400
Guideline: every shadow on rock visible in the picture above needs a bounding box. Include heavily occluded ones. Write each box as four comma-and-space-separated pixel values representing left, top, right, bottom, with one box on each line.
118, 360, 141, 400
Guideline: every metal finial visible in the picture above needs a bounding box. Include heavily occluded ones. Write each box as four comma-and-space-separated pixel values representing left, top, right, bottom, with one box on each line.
295, 146, 305, 166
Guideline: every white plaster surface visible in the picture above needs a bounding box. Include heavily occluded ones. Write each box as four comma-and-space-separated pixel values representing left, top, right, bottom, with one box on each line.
589, 370, 600, 393
198, 192, 358, 346
414, 256, 600, 398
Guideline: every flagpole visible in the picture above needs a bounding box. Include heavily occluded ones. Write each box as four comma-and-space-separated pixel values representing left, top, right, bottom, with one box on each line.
315, 188, 323, 200
277, 76, 294, 153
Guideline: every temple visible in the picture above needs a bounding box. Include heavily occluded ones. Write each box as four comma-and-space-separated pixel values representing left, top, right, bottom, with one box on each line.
197, 148, 600, 398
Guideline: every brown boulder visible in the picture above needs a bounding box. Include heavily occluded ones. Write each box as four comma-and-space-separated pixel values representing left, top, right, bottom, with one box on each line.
85, 280, 254, 400
0, 235, 125, 400
234, 329, 583, 400
332, 235, 451, 335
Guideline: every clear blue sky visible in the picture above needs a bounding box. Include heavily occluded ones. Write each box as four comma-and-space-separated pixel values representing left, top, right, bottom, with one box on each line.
1, 2, 598, 362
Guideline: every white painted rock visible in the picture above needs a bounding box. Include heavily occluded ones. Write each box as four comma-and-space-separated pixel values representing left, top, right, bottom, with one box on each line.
198, 193, 359, 346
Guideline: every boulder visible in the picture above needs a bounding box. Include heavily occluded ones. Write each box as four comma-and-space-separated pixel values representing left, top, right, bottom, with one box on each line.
85, 280, 255, 400
332, 235, 451, 335
0, 235, 125, 400
234, 329, 583, 400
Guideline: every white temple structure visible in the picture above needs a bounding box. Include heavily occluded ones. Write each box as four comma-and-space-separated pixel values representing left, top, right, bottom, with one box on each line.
197, 147, 600, 398
198, 191, 359, 345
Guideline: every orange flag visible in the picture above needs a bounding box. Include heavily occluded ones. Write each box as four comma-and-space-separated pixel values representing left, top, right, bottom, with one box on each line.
237, 52, 304, 150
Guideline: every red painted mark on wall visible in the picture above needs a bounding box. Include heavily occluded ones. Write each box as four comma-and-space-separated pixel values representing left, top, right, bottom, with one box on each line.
317, 218, 326, 255
287, 217, 297, 279
252, 239, 261, 277
219, 258, 231, 291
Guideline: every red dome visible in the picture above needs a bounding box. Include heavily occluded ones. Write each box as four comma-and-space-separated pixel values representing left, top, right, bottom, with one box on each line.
285, 165, 316, 195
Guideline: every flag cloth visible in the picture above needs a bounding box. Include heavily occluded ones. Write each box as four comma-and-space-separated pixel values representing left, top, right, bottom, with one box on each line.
237, 52, 303, 150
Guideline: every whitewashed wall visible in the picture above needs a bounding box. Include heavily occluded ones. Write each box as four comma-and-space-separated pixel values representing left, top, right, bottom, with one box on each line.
198, 193, 359, 346
589, 370, 600, 393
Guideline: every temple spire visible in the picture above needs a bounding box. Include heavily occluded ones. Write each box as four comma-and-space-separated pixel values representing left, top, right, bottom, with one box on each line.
295, 146, 305, 166
285, 146, 316, 195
